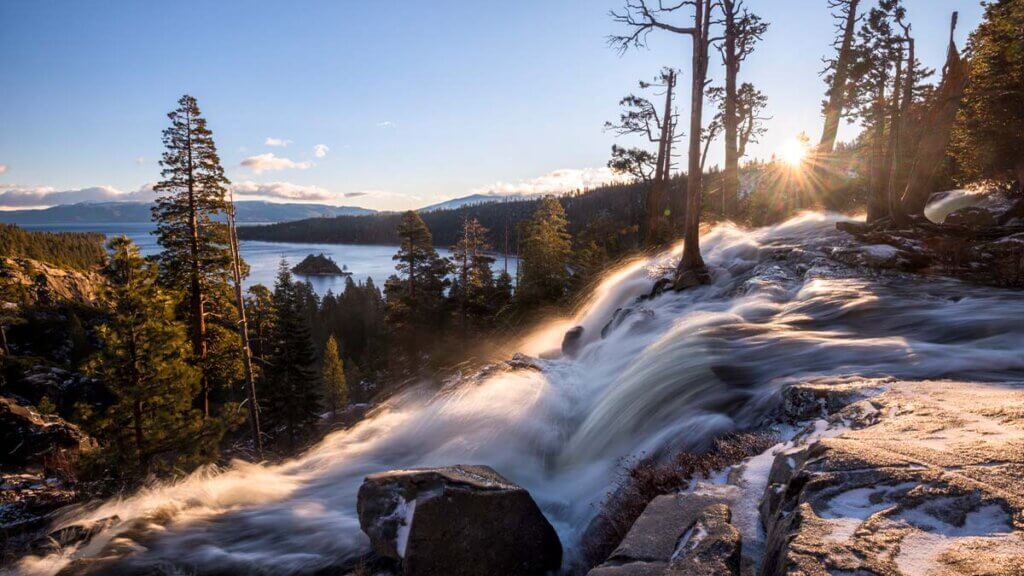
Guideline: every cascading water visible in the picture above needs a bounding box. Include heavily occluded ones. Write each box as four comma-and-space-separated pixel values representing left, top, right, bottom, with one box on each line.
13, 212, 1024, 576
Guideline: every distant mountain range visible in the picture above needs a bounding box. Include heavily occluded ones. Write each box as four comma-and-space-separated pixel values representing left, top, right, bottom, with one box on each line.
419, 193, 542, 212
0, 201, 377, 225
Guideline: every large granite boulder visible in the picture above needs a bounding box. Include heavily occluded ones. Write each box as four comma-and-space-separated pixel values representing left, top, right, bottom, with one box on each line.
357, 465, 562, 576
0, 396, 95, 468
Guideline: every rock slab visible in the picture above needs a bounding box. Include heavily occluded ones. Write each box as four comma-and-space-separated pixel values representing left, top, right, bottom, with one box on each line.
357, 464, 562, 576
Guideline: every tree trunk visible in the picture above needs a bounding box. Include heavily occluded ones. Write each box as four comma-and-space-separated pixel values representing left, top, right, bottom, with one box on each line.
997, 160, 1024, 225
184, 110, 209, 419
818, 0, 861, 153
885, 54, 904, 220
722, 2, 740, 218
646, 74, 674, 246
866, 81, 889, 223
677, 0, 710, 277
228, 190, 262, 458
898, 15, 969, 222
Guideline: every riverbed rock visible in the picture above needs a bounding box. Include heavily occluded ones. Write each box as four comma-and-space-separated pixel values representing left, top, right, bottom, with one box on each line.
587, 494, 740, 576
0, 396, 96, 468
760, 380, 1024, 576
356, 464, 562, 576
945, 205, 999, 228
562, 325, 584, 357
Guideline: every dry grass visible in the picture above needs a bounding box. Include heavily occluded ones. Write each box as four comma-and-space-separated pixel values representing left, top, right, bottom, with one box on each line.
577, 431, 778, 571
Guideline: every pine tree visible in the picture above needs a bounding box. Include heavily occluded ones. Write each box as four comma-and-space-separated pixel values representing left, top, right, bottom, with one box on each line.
86, 237, 212, 480
261, 262, 321, 449
322, 335, 347, 417
953, 0, 1024, 217
384, 212, 450, 367
449, 217, 496, 337
517, 197, 572, 307
152, 94, 236, 418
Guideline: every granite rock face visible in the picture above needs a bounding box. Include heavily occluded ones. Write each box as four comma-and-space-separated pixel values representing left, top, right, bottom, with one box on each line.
761, 381, 1024, 576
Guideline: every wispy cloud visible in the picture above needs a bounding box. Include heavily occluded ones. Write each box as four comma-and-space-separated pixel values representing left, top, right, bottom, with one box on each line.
264, 137, 292, 147
240, 153, 313, 174
232, 180, 337, 201
0, 184, 156, 208
470, 167, 625, 197
313, 144, 330, 159
0, 165, 8, 174
376, 121, 394, 128
134, 157, 146, 165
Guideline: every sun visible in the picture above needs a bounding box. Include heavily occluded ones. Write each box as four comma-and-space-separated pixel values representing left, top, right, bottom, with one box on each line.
779, 137, 809, 167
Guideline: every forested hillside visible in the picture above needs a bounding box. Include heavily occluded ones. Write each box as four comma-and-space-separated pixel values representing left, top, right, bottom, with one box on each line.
0, 224, 106, 270
238, 180, 654, 248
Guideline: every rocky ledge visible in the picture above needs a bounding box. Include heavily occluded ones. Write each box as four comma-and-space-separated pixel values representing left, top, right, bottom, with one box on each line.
585, 378, 1024, 576
0, 257, 103, 306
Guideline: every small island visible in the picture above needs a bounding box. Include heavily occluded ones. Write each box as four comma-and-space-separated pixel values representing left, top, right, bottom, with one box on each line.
291, 253, 351, 276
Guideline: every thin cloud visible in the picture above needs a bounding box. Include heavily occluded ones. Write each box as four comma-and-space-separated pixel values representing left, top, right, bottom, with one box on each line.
0, 184, 157, 208
0, 165, 8, 174
240, 153, 313, 174
470, 167, 626, 197
232, 180, 336, 201
313, 144, 330, 159
376, 121, 394, 128
134, 157, 146, 165
264, 137, 292, 147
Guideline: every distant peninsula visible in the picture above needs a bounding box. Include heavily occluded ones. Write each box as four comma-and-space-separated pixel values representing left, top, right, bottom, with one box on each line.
292, 253, 349, 276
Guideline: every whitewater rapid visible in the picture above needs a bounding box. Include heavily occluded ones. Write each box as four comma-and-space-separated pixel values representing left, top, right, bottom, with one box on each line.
15, 212, 1024, 575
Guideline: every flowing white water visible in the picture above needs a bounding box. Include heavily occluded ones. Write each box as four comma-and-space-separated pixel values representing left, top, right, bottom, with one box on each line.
14, 212, 1024, 575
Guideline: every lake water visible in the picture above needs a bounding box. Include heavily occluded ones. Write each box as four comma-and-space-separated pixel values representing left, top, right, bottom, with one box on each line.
24, 222, 518, 296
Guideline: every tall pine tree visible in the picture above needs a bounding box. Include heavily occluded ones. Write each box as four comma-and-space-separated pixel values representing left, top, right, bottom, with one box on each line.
384, 211, 450, 368
449, 217, 496, 338
152, 94, 236, 418
322, 335, 348, 417
86, 237, 213, 481
517, 197, 572, 308
261, 262, 321, 448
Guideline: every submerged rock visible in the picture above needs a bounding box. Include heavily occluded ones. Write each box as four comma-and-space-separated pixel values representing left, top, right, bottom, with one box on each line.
562, 325, 584, 357
357, 464, 561, 576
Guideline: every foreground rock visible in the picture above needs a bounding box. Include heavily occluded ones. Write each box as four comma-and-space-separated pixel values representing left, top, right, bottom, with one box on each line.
357, 464, 562, 576
588, 495, 741, 576
761, 380, 1024, 576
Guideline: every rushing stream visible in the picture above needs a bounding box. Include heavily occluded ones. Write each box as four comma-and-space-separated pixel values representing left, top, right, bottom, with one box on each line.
14, 212, 1024, 575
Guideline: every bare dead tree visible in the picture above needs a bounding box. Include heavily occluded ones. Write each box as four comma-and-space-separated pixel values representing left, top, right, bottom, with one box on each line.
717, 0, 767, 217
606, 69, 681, 245
818, 0, 862, 154
227, 188, 263, 458
610, 0, 719, 283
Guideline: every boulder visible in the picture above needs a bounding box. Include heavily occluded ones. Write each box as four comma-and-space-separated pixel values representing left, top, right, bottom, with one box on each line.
587, 494, 740, 576
561, 326, 584, 357
357, 465, 562, 576
0, 396, 96, 468
945, 205, 998, 228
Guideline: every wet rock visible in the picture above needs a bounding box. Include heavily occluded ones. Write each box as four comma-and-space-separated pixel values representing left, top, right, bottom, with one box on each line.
945, 205, 998, 228
31, 516, 120, 554
561, 325, 584, 357
673, 267, 711, 291
760, 381, 1024, 576
587, 494, 739, 576
667, 504, 741, 576
0, 396, 96, 468
781, 379, 889, 421
357, 464, 561, 576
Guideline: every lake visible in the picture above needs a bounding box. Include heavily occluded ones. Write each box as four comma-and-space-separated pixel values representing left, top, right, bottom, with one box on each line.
24, 222, 518, 296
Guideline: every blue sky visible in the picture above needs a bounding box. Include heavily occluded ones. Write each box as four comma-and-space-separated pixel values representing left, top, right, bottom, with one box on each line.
0, 0, 982, 211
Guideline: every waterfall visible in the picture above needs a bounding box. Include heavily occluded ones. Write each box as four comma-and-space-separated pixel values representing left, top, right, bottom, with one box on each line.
15, 212, 1024, 576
